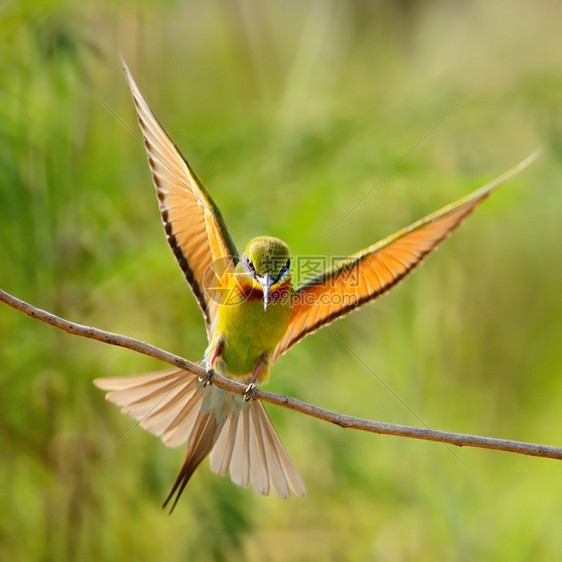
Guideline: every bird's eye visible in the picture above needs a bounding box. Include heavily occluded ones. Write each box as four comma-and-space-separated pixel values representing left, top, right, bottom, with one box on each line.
246, 257, 255, 272
275, 258, 291, 282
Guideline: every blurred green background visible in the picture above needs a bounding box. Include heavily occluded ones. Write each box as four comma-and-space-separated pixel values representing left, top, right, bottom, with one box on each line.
1, 0, 561, 560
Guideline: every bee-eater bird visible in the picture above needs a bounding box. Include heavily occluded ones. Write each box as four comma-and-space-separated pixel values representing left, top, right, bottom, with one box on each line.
94, 61, 539, 511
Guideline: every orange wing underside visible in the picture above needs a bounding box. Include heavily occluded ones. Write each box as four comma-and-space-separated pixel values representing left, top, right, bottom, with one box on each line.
273, 151, 540, 361
277, 205, 477, 358
123, 62, 237, 339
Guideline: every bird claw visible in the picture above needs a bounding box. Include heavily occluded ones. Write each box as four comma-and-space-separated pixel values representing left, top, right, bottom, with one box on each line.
198, 369, 214, 387
244, 382, 257, 401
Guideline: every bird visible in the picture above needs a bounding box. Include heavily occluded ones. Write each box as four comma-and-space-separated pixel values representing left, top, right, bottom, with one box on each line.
94, 60, 540, 511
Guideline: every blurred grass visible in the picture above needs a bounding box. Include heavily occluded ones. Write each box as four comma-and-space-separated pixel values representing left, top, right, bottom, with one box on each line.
1, 0, 562, 560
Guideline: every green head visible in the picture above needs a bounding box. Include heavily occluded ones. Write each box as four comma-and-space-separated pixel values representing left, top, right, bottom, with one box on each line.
241, 236, 291, 310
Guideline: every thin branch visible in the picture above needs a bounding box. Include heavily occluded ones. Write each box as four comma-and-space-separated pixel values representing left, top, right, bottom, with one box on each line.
2, 287, 561, 461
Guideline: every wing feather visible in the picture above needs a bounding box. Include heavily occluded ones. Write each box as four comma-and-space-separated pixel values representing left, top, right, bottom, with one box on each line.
122, 60, 238, 339
273, 151, 540, 361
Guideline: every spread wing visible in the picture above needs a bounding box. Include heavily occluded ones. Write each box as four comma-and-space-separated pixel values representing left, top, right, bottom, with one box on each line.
123, 60, 238, 339
273, 151, 540, 362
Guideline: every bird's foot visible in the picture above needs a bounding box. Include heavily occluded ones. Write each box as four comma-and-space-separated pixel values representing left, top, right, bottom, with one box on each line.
244, 382, 257, 402
198, 369, 214, 387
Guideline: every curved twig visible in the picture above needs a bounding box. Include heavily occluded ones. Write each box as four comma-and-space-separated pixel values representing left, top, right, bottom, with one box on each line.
1, 287, 561, 461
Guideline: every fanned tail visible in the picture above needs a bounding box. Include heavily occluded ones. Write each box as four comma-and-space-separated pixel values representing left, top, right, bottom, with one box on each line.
210, 398, 306, 499
94, 369, 306, 508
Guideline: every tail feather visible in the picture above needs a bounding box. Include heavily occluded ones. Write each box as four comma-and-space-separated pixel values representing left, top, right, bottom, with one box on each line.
114, 378, 186, 410
209, 413, 239, 476
160, 400, 202, 447
141, 393, 200, 443
132, 379, 201, 444
126, 382, 195, 434
94, 368, 201, 446
249, 407, 270, 495
163, 411, 224, 512
94, 369, 306, 507
124, 378, 194, 413
253, 402, 306, 498
94, 369, 184, 390
228, 406, 251, 489
253, 403, 290, 498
